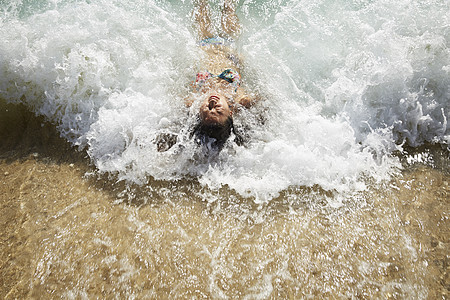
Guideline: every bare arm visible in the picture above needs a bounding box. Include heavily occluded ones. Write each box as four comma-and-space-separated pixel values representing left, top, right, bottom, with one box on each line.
235, 88, 258, 108
185, 94, 195, 107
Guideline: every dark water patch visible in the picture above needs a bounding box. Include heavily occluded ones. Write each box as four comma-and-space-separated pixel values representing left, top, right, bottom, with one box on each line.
0, 101, 88, 165
399, 143, 449, 174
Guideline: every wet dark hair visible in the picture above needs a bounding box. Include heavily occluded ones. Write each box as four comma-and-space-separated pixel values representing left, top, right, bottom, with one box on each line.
155, 116, 244, 153
193, 116, 243, 149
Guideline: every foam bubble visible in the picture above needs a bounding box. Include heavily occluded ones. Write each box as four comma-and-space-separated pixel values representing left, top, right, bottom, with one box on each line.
0, 0, 448, 201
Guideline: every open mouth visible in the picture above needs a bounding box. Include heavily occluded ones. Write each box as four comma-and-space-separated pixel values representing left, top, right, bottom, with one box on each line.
208, 95, 220, 109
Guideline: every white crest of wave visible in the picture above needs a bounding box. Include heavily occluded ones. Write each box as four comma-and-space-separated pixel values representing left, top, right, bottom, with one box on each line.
1, 0, 448, 200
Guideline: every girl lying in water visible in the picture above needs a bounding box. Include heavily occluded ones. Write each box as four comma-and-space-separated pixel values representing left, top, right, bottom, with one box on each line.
157, 0, 258, 152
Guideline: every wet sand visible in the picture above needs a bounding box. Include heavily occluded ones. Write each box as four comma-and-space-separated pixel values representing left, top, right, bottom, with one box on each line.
1, 103, 448, 298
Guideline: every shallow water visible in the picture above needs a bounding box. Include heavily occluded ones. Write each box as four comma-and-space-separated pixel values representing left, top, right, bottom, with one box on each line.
1, 102, 449, 299
0, 0, 449, 298
1, 0, 448, 198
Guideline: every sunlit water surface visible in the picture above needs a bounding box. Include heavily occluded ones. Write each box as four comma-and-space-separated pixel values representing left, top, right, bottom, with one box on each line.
0, 0, 449, 298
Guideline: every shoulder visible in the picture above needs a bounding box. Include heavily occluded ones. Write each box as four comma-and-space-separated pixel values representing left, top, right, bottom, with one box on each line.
235, 88, 257, 109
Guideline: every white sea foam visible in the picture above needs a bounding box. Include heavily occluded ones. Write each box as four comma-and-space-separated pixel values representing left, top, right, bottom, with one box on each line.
0, 0, 448, 201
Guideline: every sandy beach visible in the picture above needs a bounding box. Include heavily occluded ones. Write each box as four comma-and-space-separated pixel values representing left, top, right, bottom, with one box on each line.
1, 102, 448, 298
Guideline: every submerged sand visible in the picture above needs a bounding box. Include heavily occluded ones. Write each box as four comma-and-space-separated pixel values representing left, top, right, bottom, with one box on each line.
1, 103, 448, 298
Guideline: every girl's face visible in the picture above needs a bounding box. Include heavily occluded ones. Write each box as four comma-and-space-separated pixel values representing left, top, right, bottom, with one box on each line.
199, 93, 232, 125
